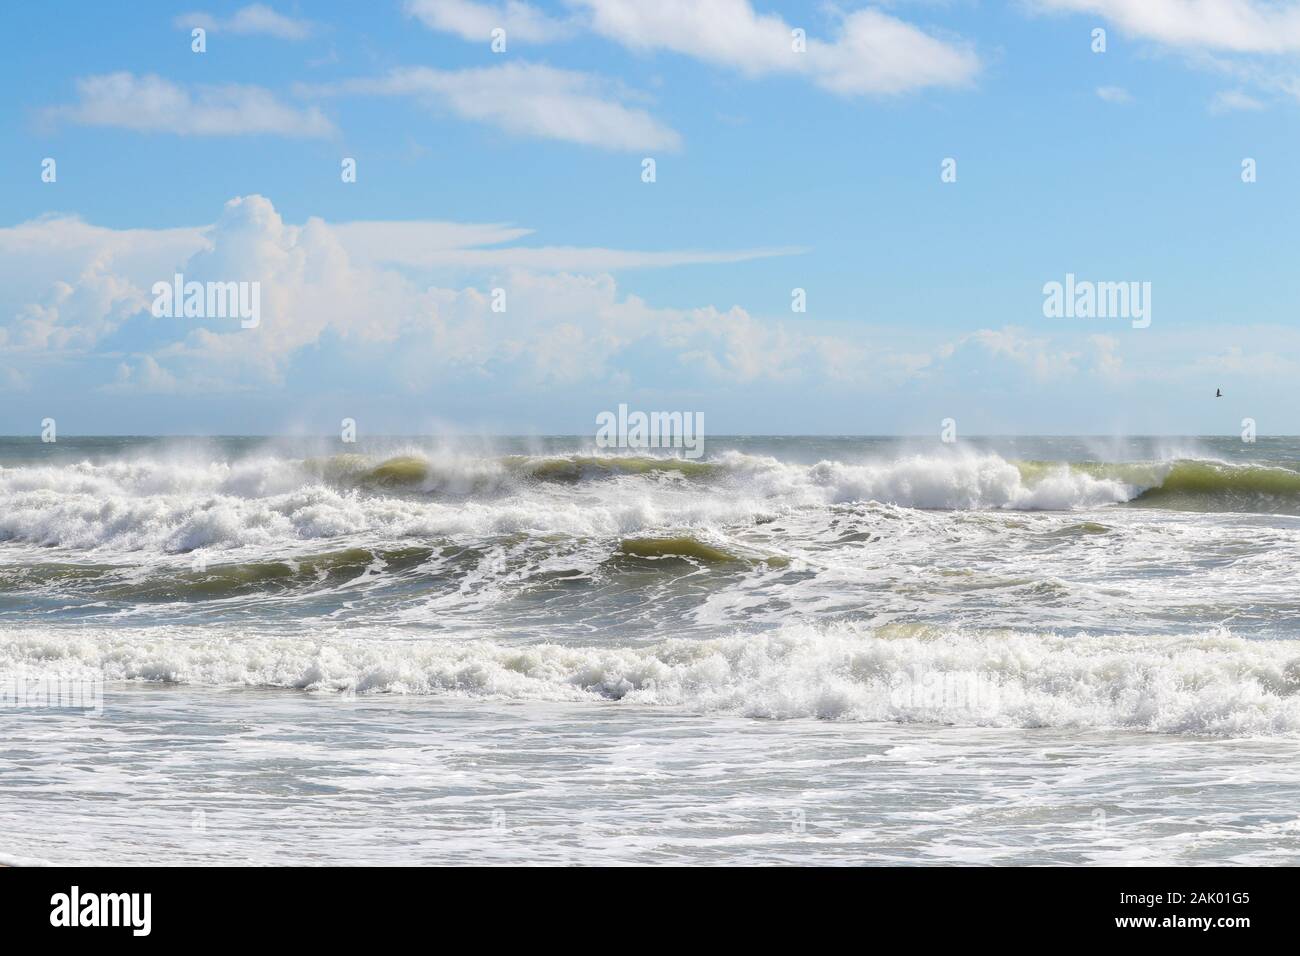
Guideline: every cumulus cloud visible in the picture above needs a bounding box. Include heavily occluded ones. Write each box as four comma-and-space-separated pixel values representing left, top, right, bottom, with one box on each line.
176, 4, 314, 40
956, 327, 1082, 383
0, 196, 819, 393
110, 356, 181, 394
48, 73, 335, 137
310, 63, 679, 151
1087, 334, 1128, 383
9, 198, 1282, 404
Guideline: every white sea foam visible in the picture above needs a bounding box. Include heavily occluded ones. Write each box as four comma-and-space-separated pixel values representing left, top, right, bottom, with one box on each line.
4, 622, 1298, 737
713, 450, 1137, 510
0, 450, 1148, 553
0, 851, 50, 867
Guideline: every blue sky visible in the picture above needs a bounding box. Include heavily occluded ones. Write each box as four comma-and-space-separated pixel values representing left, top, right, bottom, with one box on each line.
2, 0, 1299, 435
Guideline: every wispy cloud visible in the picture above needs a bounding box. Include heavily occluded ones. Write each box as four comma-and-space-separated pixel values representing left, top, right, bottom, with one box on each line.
175, 3, 314, 40
807, 8, 982, 95
1095, 85, 1134, 103
413, 0, 981, 96
308, 63, 680, 151
1208, 88, 1266, 112
1031, 1, 1300, 111
331, 220, 803, 271
48, 73, 335, 137
1030, 0, 1300, 54
404, 0, 571, 42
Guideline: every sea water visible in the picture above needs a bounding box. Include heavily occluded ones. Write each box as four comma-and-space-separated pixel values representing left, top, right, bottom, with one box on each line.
2, 435, 1299, 864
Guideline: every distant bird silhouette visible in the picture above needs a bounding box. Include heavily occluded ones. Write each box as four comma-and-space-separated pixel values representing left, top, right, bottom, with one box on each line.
1215, 388, 1222, 398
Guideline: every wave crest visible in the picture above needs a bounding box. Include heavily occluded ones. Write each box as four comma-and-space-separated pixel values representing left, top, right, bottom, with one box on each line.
5, 622, 1300, 737
2, 450, 1299, 554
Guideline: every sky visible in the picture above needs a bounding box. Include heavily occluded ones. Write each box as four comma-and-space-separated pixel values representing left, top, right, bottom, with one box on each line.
1, 0, 1299, 436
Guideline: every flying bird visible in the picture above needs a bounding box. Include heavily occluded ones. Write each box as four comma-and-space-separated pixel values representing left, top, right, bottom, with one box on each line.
1215, 388, 1222, 398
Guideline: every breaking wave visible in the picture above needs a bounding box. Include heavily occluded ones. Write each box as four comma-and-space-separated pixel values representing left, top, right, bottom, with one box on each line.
5, 622, 1300, 737
1131, 460, 1300, 512
1, 450, 1298, 555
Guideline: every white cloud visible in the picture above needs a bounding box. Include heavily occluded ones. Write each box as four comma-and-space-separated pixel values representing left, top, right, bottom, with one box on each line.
570, 0, 980, 95
1202, 57, 1300, 106
409, 0, 980, 96
15, 199, 1285, 402
311, 63, 680, 151
1032, 2, 1300, 110
1190, 344, 1300, 377
1088, 334, 1128, 382
404, 0, 570, 42
1095, 85, 1134, 103
49, 73, 335, 137
110, 356, 181, 394
1209, 88, 1266, 112
0, 196, 814, 392
1030, 0, 1300, 54
678, 308, 807, 382
809, 9, 982, 95
9, 265, 145, 353
331, 221, 803, 271
573, 0, 798, 75
957, 327, 1082, 382
176, 4, 314, 40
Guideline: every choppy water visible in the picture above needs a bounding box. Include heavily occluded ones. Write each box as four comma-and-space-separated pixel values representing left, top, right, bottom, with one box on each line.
3, 435, 1300, 864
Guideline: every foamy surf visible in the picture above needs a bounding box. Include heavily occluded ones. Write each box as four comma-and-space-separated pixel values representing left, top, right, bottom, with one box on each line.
5, 622, 1299, 737
5, 447, 1290, 556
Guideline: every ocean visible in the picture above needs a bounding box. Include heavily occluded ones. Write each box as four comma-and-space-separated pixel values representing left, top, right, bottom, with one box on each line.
3, 435, 1300, 865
